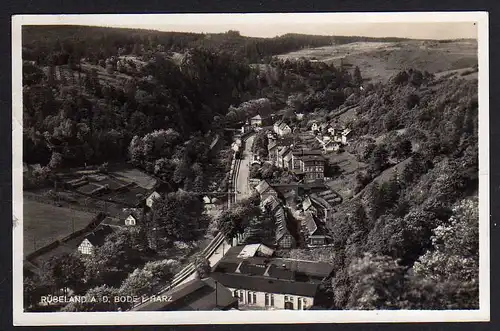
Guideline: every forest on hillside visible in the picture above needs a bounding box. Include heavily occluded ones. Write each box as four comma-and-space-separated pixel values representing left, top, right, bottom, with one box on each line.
22, 26, 358, 193
22, 26, 479, 311
22, 25, 412, 65
283, 71, 479, 309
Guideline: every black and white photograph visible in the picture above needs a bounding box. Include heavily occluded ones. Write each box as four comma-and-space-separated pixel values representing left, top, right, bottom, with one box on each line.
12, 12, 489, 325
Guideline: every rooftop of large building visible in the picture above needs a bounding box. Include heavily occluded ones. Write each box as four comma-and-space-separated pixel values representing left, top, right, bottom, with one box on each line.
131, 277, 237, 311
213, 245, 334, 282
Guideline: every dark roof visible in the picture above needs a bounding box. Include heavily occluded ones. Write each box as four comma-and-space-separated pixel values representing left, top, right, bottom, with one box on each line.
302, 182, 327, 190
133, 278, 237, 311
255, 180, 271, 195
237, 260, 268, 276
269, 258, 334, 279
310, 194, 333, 210
266, 265, 295, 280
101, 216, 124, 228
211, 272, 319, 297
214, 261, 241, 273
84, 225, 113, 246
262, 195, 281, 212
278, 146, 291, 157
215, 246, 334, 280
274, 207, 291, 242
268, 140, 278, 151
315, 190, 342, 205
299, 155, 325, 162
302, 211, 318, 235
292, 149, 323, 156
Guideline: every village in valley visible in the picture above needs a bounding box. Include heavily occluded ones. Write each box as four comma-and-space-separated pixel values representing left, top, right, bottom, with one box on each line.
24, 98, 355, 311
21, 24, 479, 312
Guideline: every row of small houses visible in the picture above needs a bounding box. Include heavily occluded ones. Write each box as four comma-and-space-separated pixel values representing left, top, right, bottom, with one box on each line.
253, 179, 341, 248
76, 191, 160, 255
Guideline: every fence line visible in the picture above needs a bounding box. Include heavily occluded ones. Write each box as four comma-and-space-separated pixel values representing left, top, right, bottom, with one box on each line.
25, 212, 106, 263
23, 192, 104, 214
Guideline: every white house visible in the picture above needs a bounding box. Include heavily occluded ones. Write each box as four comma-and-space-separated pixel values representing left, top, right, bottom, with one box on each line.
231, 142, 241, 152
316, 136, 341, 153
77, 225, 113, 255
296, 113, 305, 121
237, 243, 274, 258
124, 214, 138, 226
146, 191, 161, 208
273, 120, 292, 137
249, 114, 263, 127
203, 195, 218, 204
341, 128, 352, 144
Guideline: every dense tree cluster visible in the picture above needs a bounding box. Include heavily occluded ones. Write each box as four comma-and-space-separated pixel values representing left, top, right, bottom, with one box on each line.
22, 26, 478, 311
216, 196, 260, 239
149, 191, 208, 247
321, 72, 479, 310
23, 26, 409, 66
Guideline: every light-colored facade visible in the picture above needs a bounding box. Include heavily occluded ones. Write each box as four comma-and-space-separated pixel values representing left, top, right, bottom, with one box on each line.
78, 238, 94, 255
146, 191, 161, 208
124, 214, 137, 226
229, 288, 313, 310
299, 157, 325, 182
274, 122, 292, 137
311, 122, 319, 132
250, 115, 263, 127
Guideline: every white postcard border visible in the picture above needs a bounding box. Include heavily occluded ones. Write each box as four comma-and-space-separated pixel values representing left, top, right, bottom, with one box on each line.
12, 11, 490, 326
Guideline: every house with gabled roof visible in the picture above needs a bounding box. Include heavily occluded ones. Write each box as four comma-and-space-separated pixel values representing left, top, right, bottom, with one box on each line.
277, 146, 293, 169
275, 206, 295, 249
254, 180, 278, 202
77, 225, 114, 255
274, 120, 292, 137
146, 191, 161, 208
249, 114, 263, 127
316, 135, 341, 153
341, 128, 352, 144
261, 195, 281, 213
301, 211, 330, 247
268, 140, 279, 164
310, 121, 319, 133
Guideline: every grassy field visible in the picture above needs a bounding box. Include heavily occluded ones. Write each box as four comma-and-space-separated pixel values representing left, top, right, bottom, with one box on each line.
277, 39, 477, 82
325, 151, 368, 199
434, 66, 478, 81
23, 199, 96, 257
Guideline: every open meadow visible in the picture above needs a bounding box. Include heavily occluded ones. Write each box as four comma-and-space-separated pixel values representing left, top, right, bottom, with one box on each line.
277, 39, 477, 82
23, 199, 96, 256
